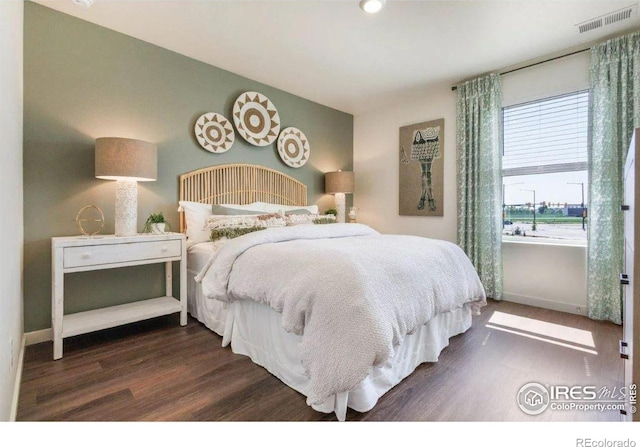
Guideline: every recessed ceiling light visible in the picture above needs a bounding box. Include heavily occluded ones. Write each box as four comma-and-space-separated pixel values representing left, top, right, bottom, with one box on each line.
359, 0, 386, 14
73, 0, 94, 7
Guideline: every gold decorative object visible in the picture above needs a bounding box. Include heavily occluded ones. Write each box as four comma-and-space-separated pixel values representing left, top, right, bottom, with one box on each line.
75, 205, 105, 237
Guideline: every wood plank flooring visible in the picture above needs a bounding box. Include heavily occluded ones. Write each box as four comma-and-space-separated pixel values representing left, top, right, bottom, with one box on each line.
17, 300, 623, 421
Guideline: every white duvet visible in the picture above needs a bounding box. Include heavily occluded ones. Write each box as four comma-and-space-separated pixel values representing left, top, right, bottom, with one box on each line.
195, 223, 486, 406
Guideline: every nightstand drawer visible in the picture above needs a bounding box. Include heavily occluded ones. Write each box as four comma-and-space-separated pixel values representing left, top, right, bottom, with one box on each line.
63, 239, 182, 269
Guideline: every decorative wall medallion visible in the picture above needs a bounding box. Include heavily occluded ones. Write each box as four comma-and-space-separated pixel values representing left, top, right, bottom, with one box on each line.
232, 92, 280, 146
195, 112, 235, 153
277, 127, 310, 168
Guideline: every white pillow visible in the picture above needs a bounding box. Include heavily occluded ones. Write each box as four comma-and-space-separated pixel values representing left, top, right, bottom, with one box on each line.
252, 202, 319, 214
178, 201, 212, 246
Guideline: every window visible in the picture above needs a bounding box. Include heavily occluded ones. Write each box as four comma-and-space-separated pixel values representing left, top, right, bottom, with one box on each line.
502, 90, 589, 243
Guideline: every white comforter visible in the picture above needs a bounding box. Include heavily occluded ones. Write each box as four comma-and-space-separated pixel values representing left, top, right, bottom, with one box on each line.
196, 223, 486, 405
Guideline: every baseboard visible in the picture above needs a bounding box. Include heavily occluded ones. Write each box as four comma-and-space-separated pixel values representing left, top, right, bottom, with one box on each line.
503, 292, 587, 316
10, 335, 26, 422
25, 328, 52, 346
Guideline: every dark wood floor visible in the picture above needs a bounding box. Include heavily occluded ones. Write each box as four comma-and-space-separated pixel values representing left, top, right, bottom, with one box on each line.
17, 300, 623, 422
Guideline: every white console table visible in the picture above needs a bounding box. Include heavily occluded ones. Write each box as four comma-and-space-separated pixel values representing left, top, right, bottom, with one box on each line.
51, 233, 187, 360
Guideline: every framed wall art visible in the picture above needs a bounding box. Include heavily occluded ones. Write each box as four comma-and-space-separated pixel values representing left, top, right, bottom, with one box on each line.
399, 118, 444, 216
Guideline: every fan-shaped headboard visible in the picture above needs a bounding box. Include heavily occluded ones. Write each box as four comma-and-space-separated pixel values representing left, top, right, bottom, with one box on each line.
179, 163, 308, 232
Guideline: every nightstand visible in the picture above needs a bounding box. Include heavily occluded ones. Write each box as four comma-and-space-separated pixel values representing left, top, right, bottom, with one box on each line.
51, 233, 187, 360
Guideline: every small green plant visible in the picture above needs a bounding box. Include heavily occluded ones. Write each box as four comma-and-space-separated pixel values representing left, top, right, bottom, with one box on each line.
325, 208, 338, 216
143, 212, 172, 233
513, 226, 522, 236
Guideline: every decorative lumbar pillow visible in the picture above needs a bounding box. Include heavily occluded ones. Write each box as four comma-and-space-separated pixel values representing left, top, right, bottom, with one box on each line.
210, 226, 266, 242
285, 213, 319, 226
313, 216, 337, 225
206, 212, 286, 231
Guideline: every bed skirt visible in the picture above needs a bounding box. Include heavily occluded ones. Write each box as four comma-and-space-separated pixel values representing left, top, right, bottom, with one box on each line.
188, 269, 472, 421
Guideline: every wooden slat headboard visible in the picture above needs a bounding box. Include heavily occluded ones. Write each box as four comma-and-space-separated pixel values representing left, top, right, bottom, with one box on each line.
179, 163, 308, 233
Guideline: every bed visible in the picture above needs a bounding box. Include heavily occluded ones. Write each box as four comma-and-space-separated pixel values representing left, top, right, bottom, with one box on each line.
179, 163, 486, 421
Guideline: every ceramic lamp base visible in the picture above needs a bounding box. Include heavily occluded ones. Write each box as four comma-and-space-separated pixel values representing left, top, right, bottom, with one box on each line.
115, 179, 138, 237
335, 192, 346, 224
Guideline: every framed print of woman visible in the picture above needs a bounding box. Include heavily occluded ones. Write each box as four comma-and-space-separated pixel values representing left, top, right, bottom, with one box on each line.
399, 119, 444, 217
411, 127, 441, 211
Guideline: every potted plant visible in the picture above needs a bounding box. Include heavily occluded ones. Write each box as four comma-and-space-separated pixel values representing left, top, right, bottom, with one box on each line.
143, 212, 172, 234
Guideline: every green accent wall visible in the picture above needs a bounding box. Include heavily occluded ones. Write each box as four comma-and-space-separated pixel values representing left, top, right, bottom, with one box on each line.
23, 3, 353, 332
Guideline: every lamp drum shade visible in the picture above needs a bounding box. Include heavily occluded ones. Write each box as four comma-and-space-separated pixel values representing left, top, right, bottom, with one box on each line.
325, 171, 354, 194
95, 137, 157, 181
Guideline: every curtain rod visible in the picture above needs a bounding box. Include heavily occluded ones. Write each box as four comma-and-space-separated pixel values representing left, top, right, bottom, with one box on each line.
450, 48, 590, 91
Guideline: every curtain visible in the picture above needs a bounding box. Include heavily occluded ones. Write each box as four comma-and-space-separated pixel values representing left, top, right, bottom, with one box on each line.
588, 32, 640, 325
456, 73, 503, 300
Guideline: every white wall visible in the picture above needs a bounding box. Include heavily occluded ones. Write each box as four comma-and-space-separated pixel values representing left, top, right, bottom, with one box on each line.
354, 81, 458, 242
0, 0, 24, 421
503, 241, 587, 315
354, 52, 590, 314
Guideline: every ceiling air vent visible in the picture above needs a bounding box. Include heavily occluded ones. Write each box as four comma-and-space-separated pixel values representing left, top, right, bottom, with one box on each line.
576, 4, 637, 33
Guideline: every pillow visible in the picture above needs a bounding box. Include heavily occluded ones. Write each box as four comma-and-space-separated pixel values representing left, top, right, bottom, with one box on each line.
285, 213, 318, 226
313, 216, 337, 225
285, 209, 313, 215
211, 204, 266, 216
217, 202, 267, 211
178, 201, 213, 246
206, 212, 286, 230
210, 226, 266, 242
252, 202, 319, 215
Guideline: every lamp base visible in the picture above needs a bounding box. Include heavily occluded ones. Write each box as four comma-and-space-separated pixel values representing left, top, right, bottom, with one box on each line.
115, 179, 138, 237
335, 192, 346, 224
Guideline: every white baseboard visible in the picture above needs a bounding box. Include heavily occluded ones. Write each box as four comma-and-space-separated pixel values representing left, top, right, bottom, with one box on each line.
503, 292, 587, 316
10, 335, 26, 422
25, 328, 52, 346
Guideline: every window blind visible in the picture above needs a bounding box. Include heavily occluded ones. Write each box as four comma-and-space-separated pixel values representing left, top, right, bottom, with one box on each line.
502, 90, 589, 177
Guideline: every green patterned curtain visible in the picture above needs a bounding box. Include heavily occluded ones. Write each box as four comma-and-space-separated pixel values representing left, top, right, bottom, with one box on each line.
456, 73, 503, 300
588, 32, 640, 325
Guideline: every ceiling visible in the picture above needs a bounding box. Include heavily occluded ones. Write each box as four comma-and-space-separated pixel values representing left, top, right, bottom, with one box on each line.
35, 0, 640, 114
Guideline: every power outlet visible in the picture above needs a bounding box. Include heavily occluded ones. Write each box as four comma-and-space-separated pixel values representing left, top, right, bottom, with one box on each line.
9, 337, 13, 370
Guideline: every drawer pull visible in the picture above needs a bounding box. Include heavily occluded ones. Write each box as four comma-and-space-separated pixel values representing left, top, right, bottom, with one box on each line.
622, 205, 630, 211
620, 340, 629, 359
81, 253, 91, 259
161, 246, 168, 252
621, 273, 630, 285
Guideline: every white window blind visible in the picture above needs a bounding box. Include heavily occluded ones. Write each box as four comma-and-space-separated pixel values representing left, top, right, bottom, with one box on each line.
502, 90, 589, 177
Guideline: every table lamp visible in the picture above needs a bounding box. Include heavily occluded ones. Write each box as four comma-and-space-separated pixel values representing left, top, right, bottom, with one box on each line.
95, 137, 157, 237
325, 170, 354, 223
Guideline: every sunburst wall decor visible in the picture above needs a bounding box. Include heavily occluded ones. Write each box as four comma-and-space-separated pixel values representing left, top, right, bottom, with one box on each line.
277, 127, 310, 168
232, 91, 281, 147
195, 112, 235, 153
